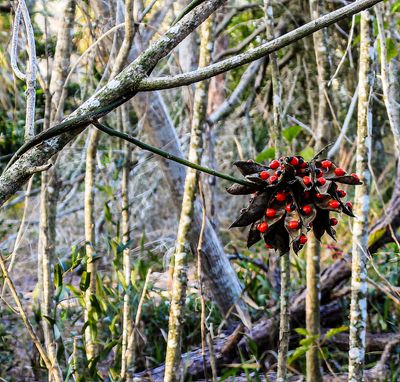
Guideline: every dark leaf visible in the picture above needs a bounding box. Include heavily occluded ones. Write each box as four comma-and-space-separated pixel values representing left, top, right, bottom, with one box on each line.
230, 192, 271, 227
247, 223, 262, 248
234, 160, 267, 176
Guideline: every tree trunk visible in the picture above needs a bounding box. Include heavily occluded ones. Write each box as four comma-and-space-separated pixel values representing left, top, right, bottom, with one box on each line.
164, 15, 214, 382
348, 9, 374, 381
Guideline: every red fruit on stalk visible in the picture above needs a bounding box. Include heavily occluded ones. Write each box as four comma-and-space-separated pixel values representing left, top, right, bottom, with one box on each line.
270, 160, 280, 169
288, 220, 300, 230
299, 234, 308, 244
330, 218, 338, 226
276, 192, 286, 202
269, 175, 278, 184
334, 168, 346, 176
303, 176, 312, 186
328, 200, 340, 209
257, 222, 268, 232
302, 205, 312, 215
260, 171, 269, 180
285, 203, 296, 213
317, 177, 326, 186
321, 160, 332, 169
266, 208, 276, 218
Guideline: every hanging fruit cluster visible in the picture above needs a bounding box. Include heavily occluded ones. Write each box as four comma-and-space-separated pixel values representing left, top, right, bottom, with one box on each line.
227, 154, 362, 253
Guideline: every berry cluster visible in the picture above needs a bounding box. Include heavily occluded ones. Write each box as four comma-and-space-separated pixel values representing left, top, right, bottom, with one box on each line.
227, 155, 362, 253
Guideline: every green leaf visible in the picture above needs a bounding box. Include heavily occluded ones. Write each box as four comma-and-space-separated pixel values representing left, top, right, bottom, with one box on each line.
54, 263, 63, 289
391, 0, 400, 13
80, 271, 91, 292
368, 227, 386, 248
66, 283, 82, 297
323, 326, 348, 341
255, 147, 275, 162
117, 270, 128, 291
300, 147, 315, 161
294, 327, 309, 337
288, 345, 308, 364
283, 125, 302, 143
386, 37, 397, 61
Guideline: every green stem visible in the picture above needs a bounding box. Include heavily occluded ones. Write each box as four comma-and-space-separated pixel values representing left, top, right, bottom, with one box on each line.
91, 120, 254, 187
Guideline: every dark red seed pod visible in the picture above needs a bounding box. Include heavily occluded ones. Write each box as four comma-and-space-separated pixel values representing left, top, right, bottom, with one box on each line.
330, 218, 338, 226
288, 220, 300, 230
260, 171, 269, 180
302, 205, 312, 215
257, 222, 268, 232
266, 208, 276, 218
334, 168, 346, 176
328, 200, 340, 209
270, 160, 280, 169
303, 176, 312, 186
299, 234, 308, 244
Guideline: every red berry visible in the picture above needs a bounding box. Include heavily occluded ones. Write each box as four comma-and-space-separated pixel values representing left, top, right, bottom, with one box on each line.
285, 203, 296, 213
330, 218, 338, 226
276, 192, 286, 202
346, 201, 353, 209
257, 222, 268, 233
303, 176, 312, 186
351, 173, 360, 182
260, 171, 269, 180
265, 243, 273, 249
304, 191, 310, 199
247, 159, 254, 163
321, 160, 332, 169
269, 175, 278, 184
328, 200, 340, 209
338, 190, 347, 198
300, 161, 308, 168
302, 205, 312, 215
288, 156, 299, 166
270, 160, 280, 170
315, 168, 323, 178
315, 192, 324, 199
274, 170, 283, 176
299, 234, 308, 245
266, 208, 276, 218
334, 168, 346, 176
288, 220, 300, 230
317, 177, 326, 186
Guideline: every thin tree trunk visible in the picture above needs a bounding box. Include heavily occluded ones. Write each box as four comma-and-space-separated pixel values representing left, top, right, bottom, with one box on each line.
164, 15, 214, 382
306, 2, 331, 380
264, 1, 290, 379
348, 9, 374, 381
84, 0, 135, 362
37, 1, 75, 380
120, 102, 133, 379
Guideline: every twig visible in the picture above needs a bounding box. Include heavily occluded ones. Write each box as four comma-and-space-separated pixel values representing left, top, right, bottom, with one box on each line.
92, 120, 254, 187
